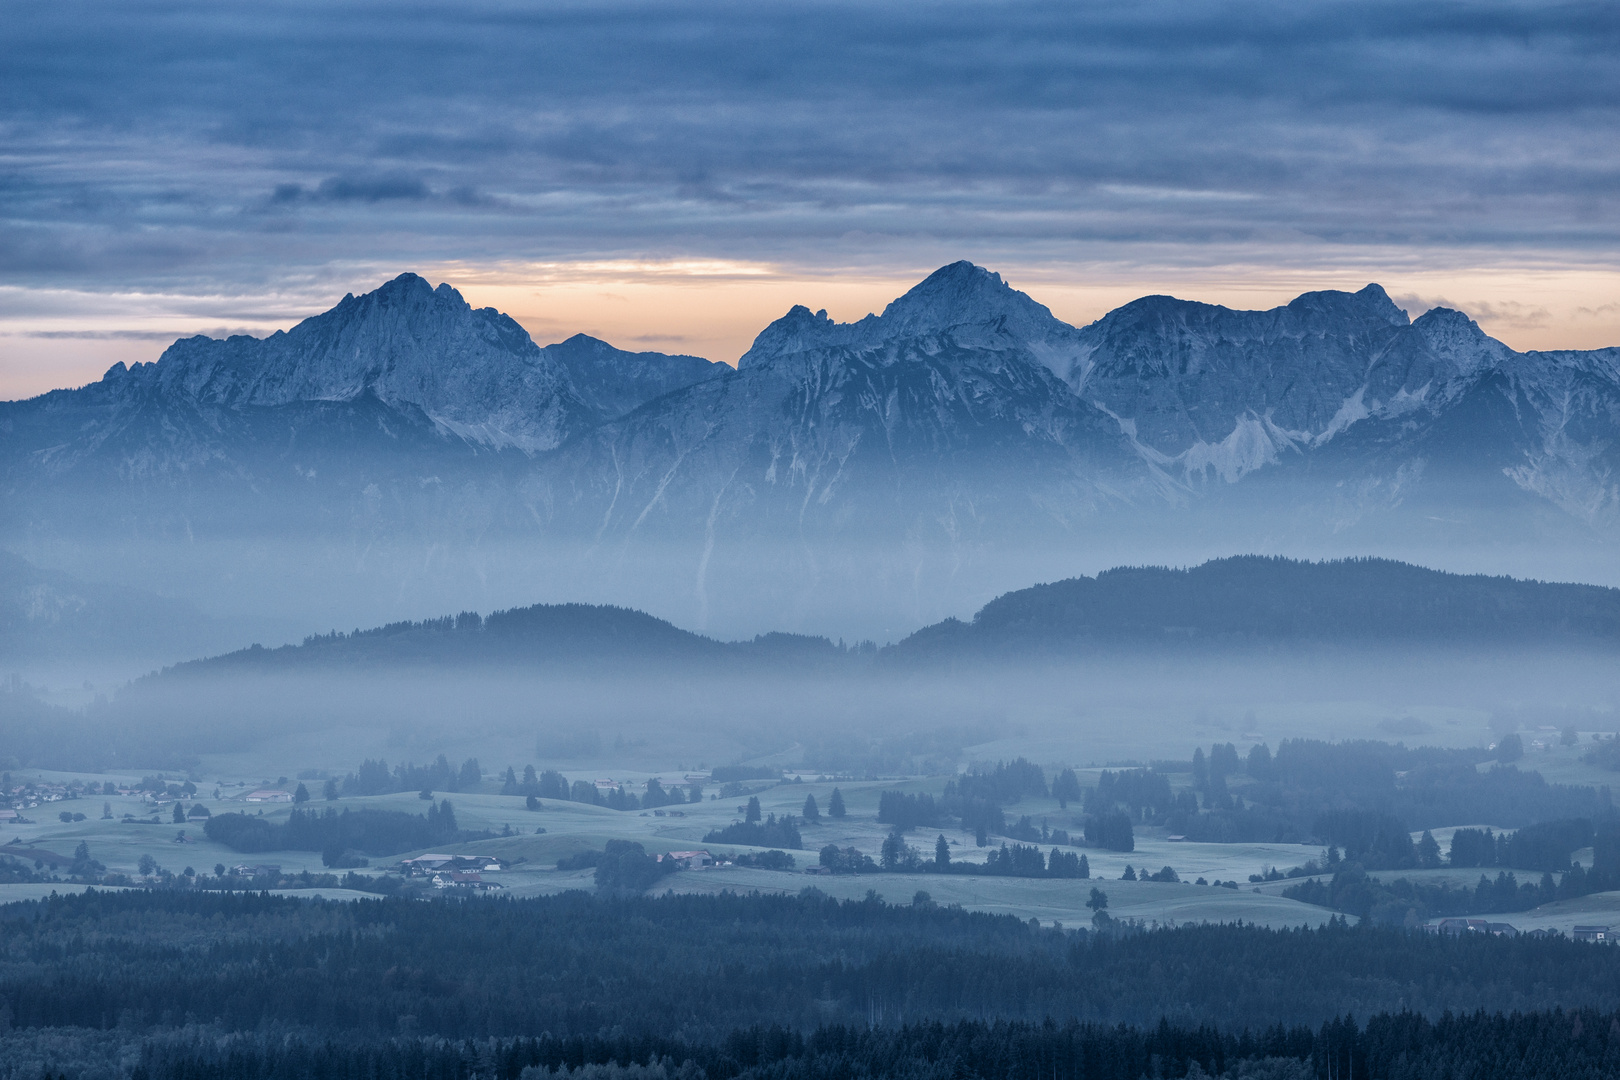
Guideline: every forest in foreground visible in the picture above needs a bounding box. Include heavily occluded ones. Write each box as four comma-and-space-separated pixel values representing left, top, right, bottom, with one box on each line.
3, 888, 1620, 1079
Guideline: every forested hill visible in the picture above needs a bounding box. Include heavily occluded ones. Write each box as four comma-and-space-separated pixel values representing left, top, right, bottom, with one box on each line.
159, 557, 1619, 677
888, 557, 1620, 662
163, 602, 844, 675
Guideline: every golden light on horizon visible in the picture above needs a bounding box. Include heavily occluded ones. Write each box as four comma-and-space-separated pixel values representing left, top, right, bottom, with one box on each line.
3, 259, 1617, 400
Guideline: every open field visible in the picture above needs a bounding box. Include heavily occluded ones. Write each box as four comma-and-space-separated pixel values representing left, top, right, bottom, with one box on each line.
2, 767, 1341, 924
10, 732, 1620, 930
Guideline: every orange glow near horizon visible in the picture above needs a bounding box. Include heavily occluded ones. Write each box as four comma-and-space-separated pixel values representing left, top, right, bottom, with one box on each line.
3, 260, 1617, 400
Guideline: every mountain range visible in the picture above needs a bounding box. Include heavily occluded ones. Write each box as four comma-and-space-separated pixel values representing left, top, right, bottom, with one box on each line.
3, 263, 1617, 644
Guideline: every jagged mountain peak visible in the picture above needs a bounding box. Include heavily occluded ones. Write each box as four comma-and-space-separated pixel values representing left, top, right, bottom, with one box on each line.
102, 272, 591, 452
540, 332, 727, 420
737, 262, 1076, 368
736, 305, 843, 367
880, 261, 1036, 326
1284, 283, 1410, 327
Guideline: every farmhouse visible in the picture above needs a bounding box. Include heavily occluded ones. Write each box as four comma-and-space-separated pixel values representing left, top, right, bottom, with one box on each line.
244, 790, 293, 803
433, 870, 502, 890
1573, 925, 1612, 942
658, 850, 713, 869
400, 853, 503, 876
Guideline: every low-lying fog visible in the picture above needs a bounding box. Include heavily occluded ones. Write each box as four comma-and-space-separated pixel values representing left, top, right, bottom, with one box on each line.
18, 645, 1612, 781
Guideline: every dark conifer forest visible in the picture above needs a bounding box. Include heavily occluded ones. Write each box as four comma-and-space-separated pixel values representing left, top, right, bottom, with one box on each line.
5, 888, 1620, 1078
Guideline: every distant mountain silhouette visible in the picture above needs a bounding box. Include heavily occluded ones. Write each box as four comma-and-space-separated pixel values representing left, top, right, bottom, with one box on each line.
886, 557, 1620, 663
153, 557, 1618, 679
162, 601, 844, 676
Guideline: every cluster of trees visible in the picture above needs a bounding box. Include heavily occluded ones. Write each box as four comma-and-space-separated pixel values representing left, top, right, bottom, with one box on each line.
1284, 813, 1608, 875
704, 812, 803, 849
877, 791, 941, 830
502, 766, 571, 799
1083, 811, 1135, 852
938, 759, 1048, 840
498, 765, 703, 811
1283, 865, 1568, 924
825, 832, 1091, 879
981, 843, 1089, 878
1448, 819, 1594, 871
591, 840, 681, 896
340, 755, 483, 796
1158, 739, 1611, 853
1284, 820, 1620, 923
202, 802, 486, 857
11, 889, 1620, 1046
1085, 769, 1174, 819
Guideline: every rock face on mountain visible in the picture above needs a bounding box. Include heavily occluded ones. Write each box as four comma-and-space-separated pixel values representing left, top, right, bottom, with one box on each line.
2, 262, 1616, 645
542, 333, 728, 422
113, 274, 590, 452
550, 266, 1161, 545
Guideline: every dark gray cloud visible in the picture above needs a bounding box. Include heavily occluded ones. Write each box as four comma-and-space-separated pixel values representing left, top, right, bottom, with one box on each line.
1, 0, 1616, 291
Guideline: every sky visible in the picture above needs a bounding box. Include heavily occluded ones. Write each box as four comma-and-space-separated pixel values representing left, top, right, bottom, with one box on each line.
2, 0, 1618, 399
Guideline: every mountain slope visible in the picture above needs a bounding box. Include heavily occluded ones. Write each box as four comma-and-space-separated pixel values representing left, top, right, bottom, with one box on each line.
887, 556, 1620, 662
543, 333, 729, 421
2, 263, 1617, 643
136, 556, 1620, 679
0, 550, 217, 663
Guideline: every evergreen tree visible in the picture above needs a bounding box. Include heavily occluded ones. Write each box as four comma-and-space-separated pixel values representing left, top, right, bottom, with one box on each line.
1052, 768, 1083, 809
1418, 829, 1442, 868
457, 759, 482, 792
803, 794, 821, 821
1121, 865, 1137, 880
745, 796, 762, 823
294, 783, 310, 804
828, 788, 846, 818
323, 779, 338, 801
501, 767, 519, 795
172, 802, 186, 824
935, 834, 950, 868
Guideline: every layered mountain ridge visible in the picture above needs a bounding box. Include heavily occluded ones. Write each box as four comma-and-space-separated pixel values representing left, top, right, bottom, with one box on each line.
3, 262, 1616, 645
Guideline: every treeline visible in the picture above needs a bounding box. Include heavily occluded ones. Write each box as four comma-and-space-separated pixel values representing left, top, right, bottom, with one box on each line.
1448, 819, 1595, 871
127, 1009, 1620, 1080
887, 556, 1620, 660
871, 760, 1051, 843
499, 763, 702, 811
1080, 739, 1611, 859
10, 890, 1620, 1038
815, 836, 1091, 879
341, 755, 484, 795
202, 802, 489, 858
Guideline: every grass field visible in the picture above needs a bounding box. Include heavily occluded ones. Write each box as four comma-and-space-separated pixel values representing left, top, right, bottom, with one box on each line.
9, 749, 1620, 931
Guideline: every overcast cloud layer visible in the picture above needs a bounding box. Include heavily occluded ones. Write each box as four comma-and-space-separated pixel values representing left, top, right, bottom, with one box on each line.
2, 0, 1618, 388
